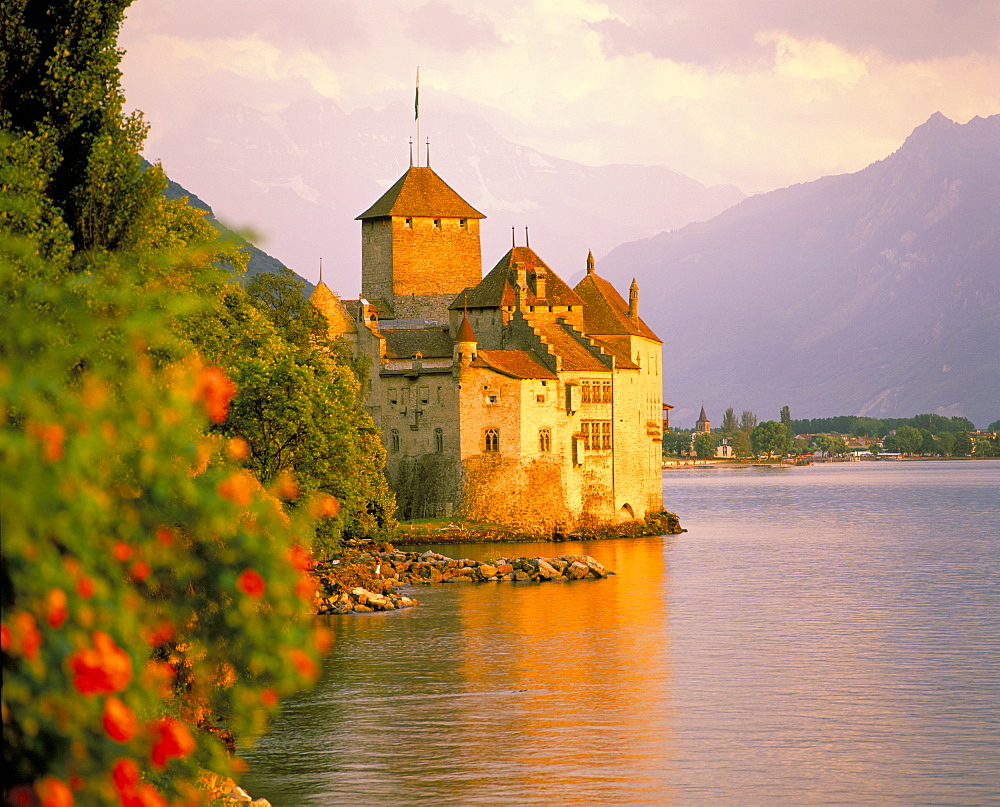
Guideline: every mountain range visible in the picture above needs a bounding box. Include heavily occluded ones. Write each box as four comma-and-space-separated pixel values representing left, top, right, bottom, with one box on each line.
151, 97, 743, 294
162, 111, 998, 427
599, 113, 1000, 427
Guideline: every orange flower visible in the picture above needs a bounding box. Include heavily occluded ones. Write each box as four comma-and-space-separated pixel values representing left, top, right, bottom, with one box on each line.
287, 544, 312, 572
149, 718, 195, 769
218, 472, 254, 507
36, 776, 73, 807
155, 527, 173, 547
103, 697, 138, 742
261, 688, 278, 708
131, 784, 168, 807
309, 494, 340, 519
11, 612, 42, 661
237, 569, 265, 598
8, 785, 34, 807
29, 422, 66, 462
1, 622, 10, 652
129, 561, 151, 582
47, 588, 68, 629
227, 436, 250, 460
289, 649, 318, 681
113, 542, 133, 562
193, 366, 237, 424
77, 577, 95, 599
143, 620, 174, 648
70, 631, 132, 695
112, 758, 140, 793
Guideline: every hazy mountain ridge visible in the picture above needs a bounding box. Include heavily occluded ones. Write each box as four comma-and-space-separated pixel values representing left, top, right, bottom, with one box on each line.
601, 112, 1000, 427
150, 97, 744, 293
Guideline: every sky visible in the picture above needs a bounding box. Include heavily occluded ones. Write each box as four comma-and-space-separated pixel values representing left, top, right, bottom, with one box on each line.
118, 0, 1000, 195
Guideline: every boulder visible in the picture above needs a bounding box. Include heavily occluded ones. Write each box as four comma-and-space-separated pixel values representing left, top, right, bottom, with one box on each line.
565, 561, 589, 580
494, 563, 514, 576
476, 564, 498, 579
534, 559, 560, 580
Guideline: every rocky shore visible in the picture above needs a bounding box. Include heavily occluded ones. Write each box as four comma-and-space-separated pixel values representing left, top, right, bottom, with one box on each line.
311, 544, 612, 615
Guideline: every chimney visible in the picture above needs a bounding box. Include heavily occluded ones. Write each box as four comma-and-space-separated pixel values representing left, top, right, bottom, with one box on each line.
534, 268, 546, 300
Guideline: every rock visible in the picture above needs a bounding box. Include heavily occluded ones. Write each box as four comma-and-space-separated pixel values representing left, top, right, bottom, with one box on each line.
229, 787, 252, 802
477, 564, 498, 579
249, 800, 272, 807
547, 558, 568, 574
512, 570, 532, 581
565, 561, 589, 580
586, 560, 608, 578
494, 563, 514, 576
534, 559, 560, 580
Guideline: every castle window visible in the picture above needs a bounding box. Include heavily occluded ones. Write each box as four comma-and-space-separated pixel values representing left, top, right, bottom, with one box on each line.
404, 217, 413, 228
539, 428, 551, 452
602, 421, 612, 449
436, 386, 442, 404
390, 429, 400, 453
460, 218, 467, 230
388, 388, 397, 405
581, 421, 591, 450
602, 381, 612, 402
433, 218, 442, 229
420, 386, 430, 405
581, 381, 592, 403
485, 391, 499, 405
434, 428, 444, 454
484, 428, 499, 453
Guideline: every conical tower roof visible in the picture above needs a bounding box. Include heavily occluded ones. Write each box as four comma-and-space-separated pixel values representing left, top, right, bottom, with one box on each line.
356, 166, 485, 220
309, 281, 356, 336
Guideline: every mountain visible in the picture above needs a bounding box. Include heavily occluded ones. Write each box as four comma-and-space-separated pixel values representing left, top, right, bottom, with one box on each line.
147, 98, 743, 296
599, 113, 1000, 428
160, 171, 307, 290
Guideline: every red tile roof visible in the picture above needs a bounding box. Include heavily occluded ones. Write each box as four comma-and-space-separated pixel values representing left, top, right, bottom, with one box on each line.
356, 167, 485, 220
450, 247, 584, 310
574, 271, 661, 343
473, 350, 558, 380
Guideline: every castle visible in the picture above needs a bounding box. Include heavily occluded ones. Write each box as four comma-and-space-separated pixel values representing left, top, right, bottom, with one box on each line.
311, 160, 666, 532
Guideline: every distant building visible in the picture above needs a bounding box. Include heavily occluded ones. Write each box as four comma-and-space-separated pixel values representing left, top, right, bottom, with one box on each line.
695, 405, 711, 433
312, 161, 665, 532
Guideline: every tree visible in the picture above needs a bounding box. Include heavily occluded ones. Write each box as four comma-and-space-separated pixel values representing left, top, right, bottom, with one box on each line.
869, 443, 881, 457
935, 432, 955, 456
751, 421, 788, 460
1, 221, 325, 804
987, 419, 1000, 433
2, 4, 331, 801
895, 426, 923, 456
811, 434, 848, 456
739, 410, 758, 433
721, 407, 738, 435
693, 431, 718, 460
953, 430, 974, 457
919, 429, 937, 456
779, 406, 794, 455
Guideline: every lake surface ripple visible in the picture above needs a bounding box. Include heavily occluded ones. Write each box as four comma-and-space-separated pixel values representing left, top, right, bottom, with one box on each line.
242, 461, 1000, 805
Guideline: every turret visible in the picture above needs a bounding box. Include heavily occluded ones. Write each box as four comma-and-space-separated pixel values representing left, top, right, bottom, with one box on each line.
629, 278, 639, 322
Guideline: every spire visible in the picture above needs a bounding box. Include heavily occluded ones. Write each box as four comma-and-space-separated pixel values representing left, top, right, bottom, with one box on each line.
318, 257, 323, 285
524, 226, 529, 249
426, 137, 431, 168
628, 278, 639, 321
415, 66, 421, 167
586, 251, 595, 275
457, 307, 476, 343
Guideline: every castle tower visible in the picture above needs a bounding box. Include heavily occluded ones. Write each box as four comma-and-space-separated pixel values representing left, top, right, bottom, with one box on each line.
356, 166, 485, 322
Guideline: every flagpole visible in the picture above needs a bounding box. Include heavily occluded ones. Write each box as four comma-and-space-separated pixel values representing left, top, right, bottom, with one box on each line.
415, 67, 421, 167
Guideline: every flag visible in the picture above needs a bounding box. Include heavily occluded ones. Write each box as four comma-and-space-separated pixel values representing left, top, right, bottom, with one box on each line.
415, 67, 420, 120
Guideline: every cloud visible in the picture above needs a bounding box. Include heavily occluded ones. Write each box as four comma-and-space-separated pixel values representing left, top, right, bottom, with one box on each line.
408, 2, 502, 52
589, 0, 1000, 66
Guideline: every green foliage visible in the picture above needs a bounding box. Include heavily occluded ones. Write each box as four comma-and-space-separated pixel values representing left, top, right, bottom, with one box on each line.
810, 434, 849, 456
894, 425, 924, 455
751, 421, 788, 459
988, 420, 1000, 433
1, 229, 324, 803
953, 430, 974, 457
692, 431, 718, 460
721, 407, 738, 436
792, 413, 980, 437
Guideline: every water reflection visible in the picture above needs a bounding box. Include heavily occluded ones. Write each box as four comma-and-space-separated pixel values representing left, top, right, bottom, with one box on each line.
242, 462, 1000, 806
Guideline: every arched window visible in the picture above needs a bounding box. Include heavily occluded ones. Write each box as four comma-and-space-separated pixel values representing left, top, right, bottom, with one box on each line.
434, 428, 444, 453
390, 429, 400, 453
484, 428, 499, 453
539, 428, 551, 452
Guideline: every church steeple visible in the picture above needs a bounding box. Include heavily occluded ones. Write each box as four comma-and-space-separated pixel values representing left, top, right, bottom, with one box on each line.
696, 405, 711, 433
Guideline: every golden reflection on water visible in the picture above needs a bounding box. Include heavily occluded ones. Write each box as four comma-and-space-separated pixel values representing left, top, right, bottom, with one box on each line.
446, 538, 676, 800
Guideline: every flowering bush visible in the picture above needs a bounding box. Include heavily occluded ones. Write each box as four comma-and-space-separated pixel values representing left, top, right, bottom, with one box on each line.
1, 232, 325, 804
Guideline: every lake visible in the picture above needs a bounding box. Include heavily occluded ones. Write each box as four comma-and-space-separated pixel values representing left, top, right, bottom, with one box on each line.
241, 460, 1000, 805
